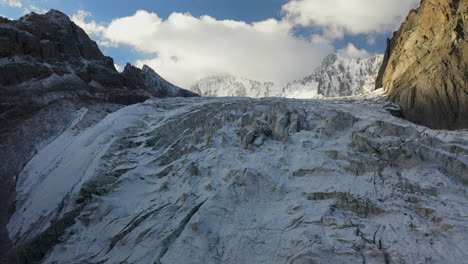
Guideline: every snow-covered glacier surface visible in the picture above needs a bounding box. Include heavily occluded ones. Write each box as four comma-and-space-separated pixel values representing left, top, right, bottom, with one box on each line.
8, 92, 468, 264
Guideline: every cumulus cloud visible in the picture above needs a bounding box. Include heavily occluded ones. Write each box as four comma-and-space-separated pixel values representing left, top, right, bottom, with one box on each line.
74, 10, 333, 87
337, 43, 373, 59
366, 36, 376, 46
22, 4, 48, 14
71, 10, 107, 37
114, 64, 124, 73
71, 0, 420, 87
282, 0, 419, 39
0, 0, 23, 8
71, 10, 115, 47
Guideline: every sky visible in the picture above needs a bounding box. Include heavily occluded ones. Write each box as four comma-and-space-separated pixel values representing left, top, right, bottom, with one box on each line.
0, 0, 420, 87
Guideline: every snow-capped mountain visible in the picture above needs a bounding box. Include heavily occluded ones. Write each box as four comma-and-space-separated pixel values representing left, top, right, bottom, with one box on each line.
283, 54, 384, 98
191, 75, 280, 98
190, 54, 383, 99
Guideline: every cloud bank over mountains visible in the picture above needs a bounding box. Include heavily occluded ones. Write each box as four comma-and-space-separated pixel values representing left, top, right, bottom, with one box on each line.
283, 0, 420, 39
73, 10, 334, 87
70, 0, 418, 86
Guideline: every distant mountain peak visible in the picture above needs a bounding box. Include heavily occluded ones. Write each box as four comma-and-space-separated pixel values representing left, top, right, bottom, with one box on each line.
141, 64, 153, 73
321, 53, 339, 65
191, 75, 280, 98
190, 53, 383, 99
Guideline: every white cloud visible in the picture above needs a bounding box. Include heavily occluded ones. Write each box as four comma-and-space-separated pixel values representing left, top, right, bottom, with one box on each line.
282, 0, 419, 39
71, 10, 108, 37
23, 4, 47, 14
337, 43, 373, 59
0, 14, 12, 19
0, 0, 23, 8
71, 0, 422, 87
114, 64, 124, 73
74, 10, 333, 87
366, 36, 376, 46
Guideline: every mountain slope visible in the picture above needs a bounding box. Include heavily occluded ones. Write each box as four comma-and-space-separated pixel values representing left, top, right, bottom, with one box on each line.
377, 0, 468, 129
190, 54, 383, 99
122, 64, 198, 98
6, 92, 468, 264
0, 10, 197, 260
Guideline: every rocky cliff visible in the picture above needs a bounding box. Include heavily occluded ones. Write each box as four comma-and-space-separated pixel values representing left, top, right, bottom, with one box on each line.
190, 54, 383, 99
376, 0, 468, 129
0, 10, 197, 261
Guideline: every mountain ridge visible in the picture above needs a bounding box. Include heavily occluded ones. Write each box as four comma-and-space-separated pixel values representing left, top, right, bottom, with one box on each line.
191, 53, 383, 99
0, 10, 197, 260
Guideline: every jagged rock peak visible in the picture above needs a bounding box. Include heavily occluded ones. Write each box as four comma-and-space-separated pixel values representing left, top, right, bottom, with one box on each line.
122, 63, 199, 97
0, 9, 104, 61
321, 53, 339, 66
0, 10, 198, 98
0, 11, 117, 87
377, 0, 467, 129
21, 9, 70, 23
142, 64, 154, 73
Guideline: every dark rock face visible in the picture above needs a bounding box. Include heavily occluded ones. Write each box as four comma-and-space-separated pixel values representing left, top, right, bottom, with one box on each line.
122, 64, 199, 97
0, 10, 198, 261
0, 10, 120, 87
141, 65, 200, 97
0, 10, 102, 59
376, 0, 468, 129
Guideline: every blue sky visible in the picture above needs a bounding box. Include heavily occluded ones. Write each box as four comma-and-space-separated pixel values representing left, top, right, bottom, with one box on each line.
0, 0, 419, 86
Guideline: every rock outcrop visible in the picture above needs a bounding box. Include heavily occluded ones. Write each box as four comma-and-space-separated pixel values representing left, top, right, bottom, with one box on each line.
0, 10, 197, 261
376, 0, 468, 129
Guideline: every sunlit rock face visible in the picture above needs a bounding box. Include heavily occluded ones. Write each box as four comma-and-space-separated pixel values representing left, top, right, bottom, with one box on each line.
377, 0, 468, 129
7, 93, 468, 264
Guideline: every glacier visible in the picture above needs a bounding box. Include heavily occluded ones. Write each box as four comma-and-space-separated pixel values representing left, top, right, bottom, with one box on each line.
7, 90, 468, 264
